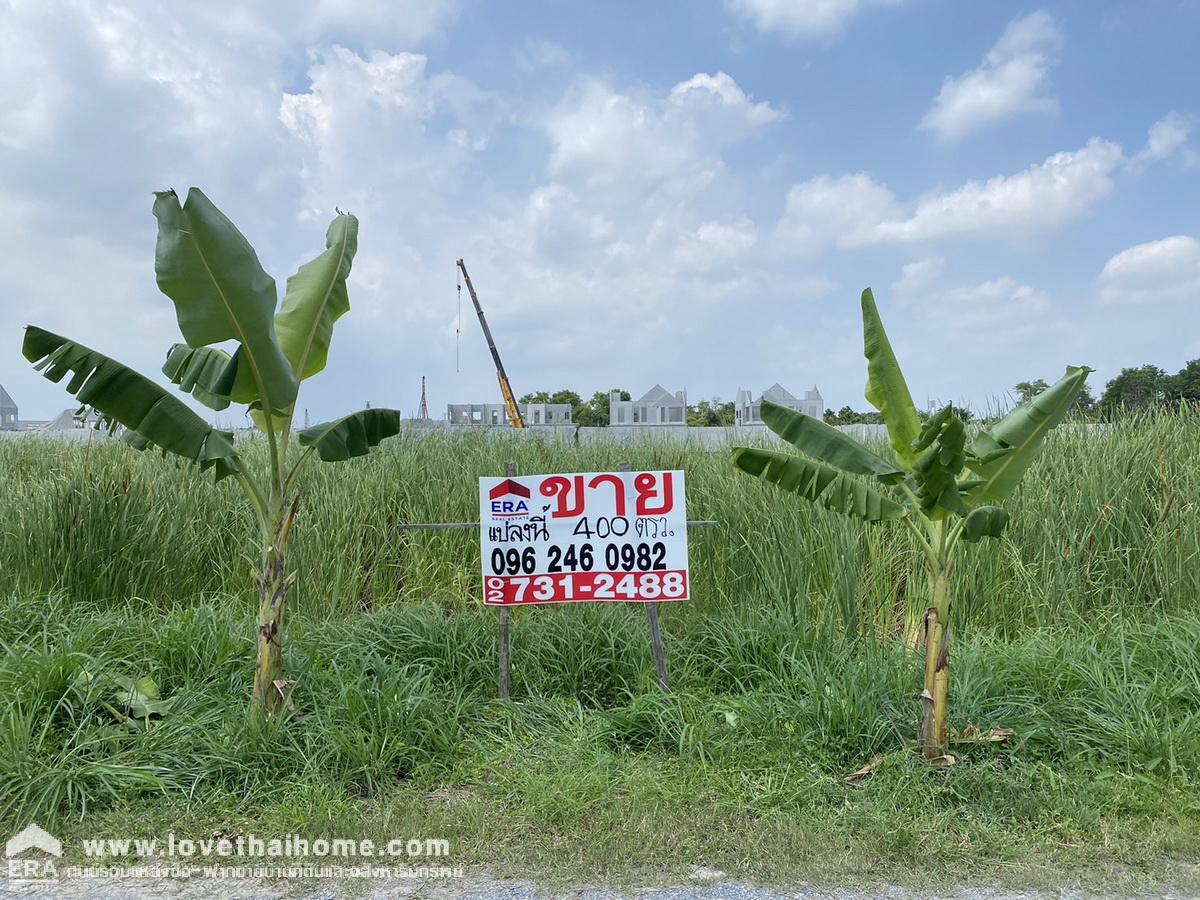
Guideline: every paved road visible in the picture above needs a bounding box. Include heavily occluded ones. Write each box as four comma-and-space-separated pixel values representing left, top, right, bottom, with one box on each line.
4, 874, 1199, 900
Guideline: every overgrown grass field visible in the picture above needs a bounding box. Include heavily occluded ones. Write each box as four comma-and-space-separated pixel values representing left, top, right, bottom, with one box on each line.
2, 411, 1199, 888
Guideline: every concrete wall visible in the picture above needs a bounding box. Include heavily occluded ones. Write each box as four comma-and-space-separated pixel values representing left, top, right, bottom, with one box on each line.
398, 420, 894, 450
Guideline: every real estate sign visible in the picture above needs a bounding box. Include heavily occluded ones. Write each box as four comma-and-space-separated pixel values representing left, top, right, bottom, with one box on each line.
479, 470, 689, 605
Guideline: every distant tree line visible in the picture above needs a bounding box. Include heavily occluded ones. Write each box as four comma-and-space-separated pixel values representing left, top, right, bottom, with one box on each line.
518, 389, 624, 427
522, 360, 1200, 429
1016, 358, 1200, 419
518, 389, 736, 426
824, 405, 975, 425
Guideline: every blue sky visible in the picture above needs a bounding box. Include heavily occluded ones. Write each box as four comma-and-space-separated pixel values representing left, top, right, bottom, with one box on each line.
1, 0, 1197, 423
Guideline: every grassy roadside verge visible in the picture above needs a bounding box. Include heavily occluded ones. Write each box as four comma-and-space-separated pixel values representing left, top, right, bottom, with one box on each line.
55, 752, 1200, 893
6, 595, 1198, 893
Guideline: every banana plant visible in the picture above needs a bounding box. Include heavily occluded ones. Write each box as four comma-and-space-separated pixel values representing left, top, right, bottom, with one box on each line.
22, 187, 402, 720
732, 288, 1091, 759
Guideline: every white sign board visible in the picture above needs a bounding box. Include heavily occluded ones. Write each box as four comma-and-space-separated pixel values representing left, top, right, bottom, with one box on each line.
479, 470, 689, 606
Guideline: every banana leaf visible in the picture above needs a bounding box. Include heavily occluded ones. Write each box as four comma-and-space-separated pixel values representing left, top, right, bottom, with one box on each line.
298, 408, 403, 461
761, 399, 905, 484
152, 188, 297, 413
162, 344, 244, 410
965, 365, 1093, 504
23, 326, 240, 480
732, 446, 906, 522
861, 288, 921, 467
275, 213, 358, 380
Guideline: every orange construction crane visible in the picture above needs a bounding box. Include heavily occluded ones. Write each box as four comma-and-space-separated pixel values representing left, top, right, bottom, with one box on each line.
456, 259, 525, 428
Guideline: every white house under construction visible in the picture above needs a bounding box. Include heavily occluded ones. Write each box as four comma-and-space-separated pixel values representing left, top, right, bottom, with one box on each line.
610, 385, 687, 426
734, 384, 824, 426
0, 385, 17, 430
447, 402, 573, 427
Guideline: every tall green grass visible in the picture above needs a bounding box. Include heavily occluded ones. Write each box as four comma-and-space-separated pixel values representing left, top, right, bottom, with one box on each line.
2, 409, 1196, 630
0, 409, 1198, 829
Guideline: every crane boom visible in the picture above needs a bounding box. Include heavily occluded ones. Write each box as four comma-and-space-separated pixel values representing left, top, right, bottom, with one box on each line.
456, 259, 525, 429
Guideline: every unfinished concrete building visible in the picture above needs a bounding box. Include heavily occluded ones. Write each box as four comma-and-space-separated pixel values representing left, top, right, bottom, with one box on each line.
734, 384, 823, 426
610, 385, 687, 426
0, 385, 17, 430
446, 402, 572, 427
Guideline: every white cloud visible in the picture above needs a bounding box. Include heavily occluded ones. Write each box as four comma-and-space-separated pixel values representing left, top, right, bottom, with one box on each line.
668, 72, 783, 128
1099, 236, 1200, 304
546, 73, 782, 195
774, 173, 898, 251
888, 258, 1054, 341
893, 268, 1058, 347
1131, 111, 1194, 168
941, 276, 1051, 337
725, 0, 901, 40
919, 11, 1061, 142
672, 219, 758, 269
0, 9, 62, 150
873, 138, 1125, 243
892, 257, 945, 296
280, 46, 499, 222
776, 138, 1125, 251
177, 0, 461, 50
282, 49, 432, 146
514, 39, 571, 72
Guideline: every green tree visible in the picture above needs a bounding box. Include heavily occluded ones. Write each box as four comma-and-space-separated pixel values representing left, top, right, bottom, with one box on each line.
1013, 379, 1049, 404
1170, 359, 1200, 402
687, 397, 734, 426
1100, 365, 1169, 415
826, 406, 884, 425
1074, 384, 1097, 415
22, 188, 402, 720
575, 389, 629, 427
731, 288, 1090, 759
1017, 378, 1095, 416
518, 389, 589, 423
550, 389, 583, 409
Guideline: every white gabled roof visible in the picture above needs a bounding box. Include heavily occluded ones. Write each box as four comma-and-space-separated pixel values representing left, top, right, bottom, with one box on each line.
637, 384, 678, 405
762, 383, 800, 405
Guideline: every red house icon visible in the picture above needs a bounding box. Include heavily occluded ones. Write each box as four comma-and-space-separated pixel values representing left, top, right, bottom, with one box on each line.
489, 479, 530, 500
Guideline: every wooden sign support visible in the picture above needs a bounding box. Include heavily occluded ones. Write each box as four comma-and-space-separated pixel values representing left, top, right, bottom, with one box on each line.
498, 462, 516, 700
619, 462, 670, 692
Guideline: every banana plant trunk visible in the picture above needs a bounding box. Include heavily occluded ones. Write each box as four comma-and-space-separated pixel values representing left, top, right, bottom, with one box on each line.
919, 560, 952, 758
252, 496, 299, 719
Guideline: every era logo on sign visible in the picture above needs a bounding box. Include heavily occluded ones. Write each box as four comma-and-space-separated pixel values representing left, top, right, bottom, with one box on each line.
489, 479, 531, 518
6, 822, 61, 882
